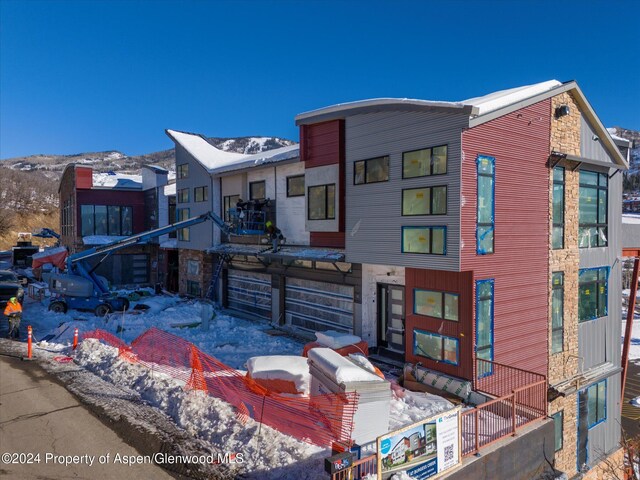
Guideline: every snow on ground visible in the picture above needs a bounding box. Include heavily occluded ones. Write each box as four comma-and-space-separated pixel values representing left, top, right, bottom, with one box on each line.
14, 292, 457, 478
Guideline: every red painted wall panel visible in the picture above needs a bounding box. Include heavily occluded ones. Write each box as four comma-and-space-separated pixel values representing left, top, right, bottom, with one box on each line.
310, 232, 345, 249
76, 167, 93, 189
405, 268, 474, 379
300, 120, 344, 168
461, 99, 551, 376
76, 189, 146, 235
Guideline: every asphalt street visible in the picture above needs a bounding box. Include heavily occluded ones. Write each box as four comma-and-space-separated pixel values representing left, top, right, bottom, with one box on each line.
0, 352, 175, 479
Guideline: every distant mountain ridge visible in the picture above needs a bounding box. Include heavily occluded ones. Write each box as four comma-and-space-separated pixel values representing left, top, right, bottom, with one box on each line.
610, 127, 640, 194
1, 136, 296, 180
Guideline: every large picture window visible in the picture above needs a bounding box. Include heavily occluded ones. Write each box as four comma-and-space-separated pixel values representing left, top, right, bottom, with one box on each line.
402, 186, 447, 215
250, 181, 266, 200
551, 272, 564, 354
579, 171, 608, 248
579, 267, 608, 322
553, 167, 565, 249
401, 226, 446, 255
287, 175, 305, 197
477, 155, 495, 255
414, 289, 458, 321
354, 156, 389, 184
223, 194, 240, 222
476, 279, 494, 376
402, 145, 447, 178
308, 184, 335, 220
81, 204, 133, 237
413, 329, 459, 365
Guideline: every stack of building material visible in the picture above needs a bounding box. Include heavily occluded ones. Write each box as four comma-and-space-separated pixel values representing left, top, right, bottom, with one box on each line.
308, 348, 391, 444
246, 355, 311, 395
403, 363, 473, 404
302, 330, 369, 357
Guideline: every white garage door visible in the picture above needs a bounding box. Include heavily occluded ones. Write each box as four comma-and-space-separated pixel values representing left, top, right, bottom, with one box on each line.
227, 270, 272, 321
285, 277, 354, 333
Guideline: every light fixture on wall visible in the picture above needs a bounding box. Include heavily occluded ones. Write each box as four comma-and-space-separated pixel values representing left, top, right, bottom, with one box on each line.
555, 105, 570, 118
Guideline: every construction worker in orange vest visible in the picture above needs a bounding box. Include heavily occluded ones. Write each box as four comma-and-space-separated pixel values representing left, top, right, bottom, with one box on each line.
4, 297, 22, 340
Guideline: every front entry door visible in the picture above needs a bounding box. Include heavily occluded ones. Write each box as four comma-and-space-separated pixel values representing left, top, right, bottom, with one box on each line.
377, 284, 405, 353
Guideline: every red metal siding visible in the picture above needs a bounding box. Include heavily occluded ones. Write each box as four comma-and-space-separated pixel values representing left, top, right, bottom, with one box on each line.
76, 189, 146, 235
461, 99, 551, 376
75, 167, 93, 189
310, 232, 345, 249
300, 120, 344, 168
405, 268, 474, 379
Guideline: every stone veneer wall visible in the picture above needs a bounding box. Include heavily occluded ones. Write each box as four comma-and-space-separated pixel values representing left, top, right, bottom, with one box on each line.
548, 91, 582, 476
178, 249, 213, 297
582, 448, 625, 480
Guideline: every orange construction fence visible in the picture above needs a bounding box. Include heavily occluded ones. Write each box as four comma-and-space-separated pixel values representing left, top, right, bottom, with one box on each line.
82, 327, 359, 448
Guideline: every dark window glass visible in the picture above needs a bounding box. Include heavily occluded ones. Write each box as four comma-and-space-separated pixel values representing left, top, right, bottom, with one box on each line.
178, 188, 189, 203
586, 380, 606, 428
250, 181, 266, 200
579, 171, 608, 248
168, 196, 177, 238
178, 208, 190, 241
94, 206, 108, 235
194, 186, 208, 202
553, 167, 565, 249
551, 411, 563, 451
287, 175, 305, 197
354, 156, 389, 184
579, 267, 608, 321
121, 207, 133, 236
551, 272, 564, 353
224, 194, 240, 222
476, 279, 494, 376
477, 155, 495, 254
177, 164, 189, 179
308, 184, 335, 220
81, 205, 94, 237
108, 205, 121, 235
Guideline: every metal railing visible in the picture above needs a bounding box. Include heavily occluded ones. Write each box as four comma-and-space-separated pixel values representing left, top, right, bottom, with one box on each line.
331, 454, 377, 480
227, 209, 267, 235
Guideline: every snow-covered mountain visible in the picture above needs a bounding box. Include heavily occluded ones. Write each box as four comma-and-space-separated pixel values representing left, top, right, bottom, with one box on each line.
609, 127, 640, 194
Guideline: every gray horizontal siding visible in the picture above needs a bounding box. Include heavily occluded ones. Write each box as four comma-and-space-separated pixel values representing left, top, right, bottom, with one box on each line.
175, 144, 215, 251
578, 172, 622, 370
581, 116, 616, 165
344, 110, 468, 271
586, 372, 621, 466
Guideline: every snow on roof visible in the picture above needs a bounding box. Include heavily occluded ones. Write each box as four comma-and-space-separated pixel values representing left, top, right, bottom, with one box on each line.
92, 172, 142, 189
166, 129, 299, 174
296, 80, 564, 122
160, 238, 177, 249
462, 80, 562, 116
164, 183, 176, 196
607, 127, 631, 144
623, 214, 640, 224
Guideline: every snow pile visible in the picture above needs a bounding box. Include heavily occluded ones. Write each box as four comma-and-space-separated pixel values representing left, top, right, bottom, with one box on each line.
315, 330, 362, 349
246, 355, 311, 395
308, 348, 383, 384
92, 172, 142, 189
621, 319, 640, 361
348, 353, 378, 375
388, 382, 454, 430
74, 339, 327, 479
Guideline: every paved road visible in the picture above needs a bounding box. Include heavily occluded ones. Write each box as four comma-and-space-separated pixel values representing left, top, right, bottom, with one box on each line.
622, 361, 640, 438
0, 353, 175, 479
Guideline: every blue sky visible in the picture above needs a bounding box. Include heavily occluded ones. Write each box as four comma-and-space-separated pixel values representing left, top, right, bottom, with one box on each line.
1, 0, 639, 159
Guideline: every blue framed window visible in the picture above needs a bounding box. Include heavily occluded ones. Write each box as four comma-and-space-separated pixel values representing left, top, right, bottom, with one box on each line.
583, 380, 607, 428
401, 226, 446, 255
413, 289, 459, 321
552, 167, 565, 249
578, 267, 608, 322
476, 279, 494, 377
551, 411, 563, 452
476, 155, 495, 254
413, 329, 459, 365
579, 171, 608, 248
551, 272, 564, 354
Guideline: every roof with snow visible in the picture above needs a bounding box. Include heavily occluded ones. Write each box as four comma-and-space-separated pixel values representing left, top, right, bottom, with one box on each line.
165, 129, 300, 175
294, 79, 627, 169
92, 172, 143, 190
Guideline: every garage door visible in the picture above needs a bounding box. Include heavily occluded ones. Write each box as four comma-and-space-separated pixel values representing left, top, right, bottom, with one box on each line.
227, 269, 272, 321
285, 277, 354, 333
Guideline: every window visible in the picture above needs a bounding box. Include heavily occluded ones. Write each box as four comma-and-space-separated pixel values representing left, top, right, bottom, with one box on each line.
287, 175, 305, 197
178, 208, 190, 241
308, 184, 335, 220
414, 289, 458, 321
168, 196, 176, 238
250, 181, 266, 200
476, 279, 494, 376
178, 188, 189, 203
401, 226, 446, 254
413, 329, 459, 365
354, 156, 389, 184
551, 272, 564, 354
194, 186, 208, 202
477, 155, 495, 255
177, 163, 189, 179
402, 186, 447, 215
579, 267, 608, 322
187, 280, 201, 297
223, 194, 240, 222
552, 167, 565, 249
80, 205, 133, 237
579, 171, 608, 248
551, 411, 563, 452
586, 380, 607, 428
402, 145, 447, 178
